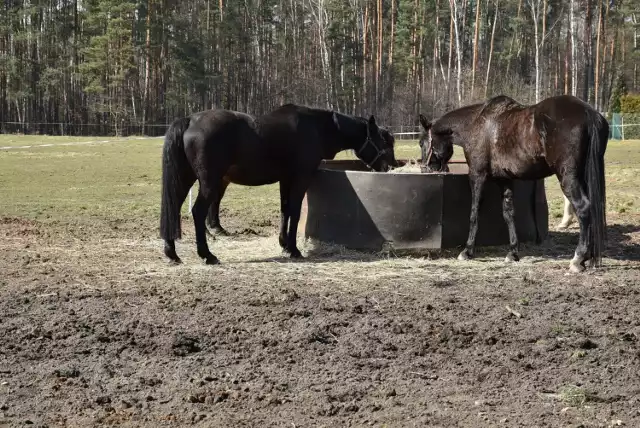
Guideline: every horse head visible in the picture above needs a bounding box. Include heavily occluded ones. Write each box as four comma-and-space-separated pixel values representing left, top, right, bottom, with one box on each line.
419, 114, 452, 173
334, 113, 397, 172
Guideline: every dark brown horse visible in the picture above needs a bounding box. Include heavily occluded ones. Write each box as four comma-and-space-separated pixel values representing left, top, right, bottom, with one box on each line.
204, 125, 398, 236
419, 95, 608, 272
160, 104, 396, 264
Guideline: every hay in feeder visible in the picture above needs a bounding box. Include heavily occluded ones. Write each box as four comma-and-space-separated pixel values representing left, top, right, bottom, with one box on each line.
389, 159, 423, 174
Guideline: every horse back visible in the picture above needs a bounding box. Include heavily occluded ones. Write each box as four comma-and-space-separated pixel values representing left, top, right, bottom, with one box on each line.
483, 95, 602, 179
260, 105, 338, 162
478, 105, 550, 179
181, 109, 281, 185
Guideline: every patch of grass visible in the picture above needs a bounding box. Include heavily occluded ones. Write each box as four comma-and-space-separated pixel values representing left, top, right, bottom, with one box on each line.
559, 385, 589, 407
549, 325, 565, 337
571, 350, 587, 360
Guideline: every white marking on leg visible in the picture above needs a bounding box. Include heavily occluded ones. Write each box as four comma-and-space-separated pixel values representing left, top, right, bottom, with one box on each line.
558, 196, 576, 229
569, 252, 585, 273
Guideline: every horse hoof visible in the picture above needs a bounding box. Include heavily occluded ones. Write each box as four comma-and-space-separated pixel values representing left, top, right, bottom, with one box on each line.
505, 253, 520, 263
569, 262, 585, 273
279, 236, 287, 250
164, 247, 182, 264
168, 257, 182, 266
204, 255, 220, 265
457, 250, 472, 261
211, 226, 229, 236
288, 249, 304, 259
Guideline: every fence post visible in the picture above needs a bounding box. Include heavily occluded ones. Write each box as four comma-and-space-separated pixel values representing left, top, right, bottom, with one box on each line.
621, 116, 625, 141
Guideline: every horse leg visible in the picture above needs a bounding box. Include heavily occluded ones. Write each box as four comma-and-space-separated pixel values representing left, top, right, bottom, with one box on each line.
163, 177, 196, 265
560, 176, 591, 273
458, 173, 487, 261
206, 179, 230, 236
192, 179, 222, 265
278, 180, 291, 250
497, 179, 519, 262
284, 181, 309, 259
557, 195, 576, 229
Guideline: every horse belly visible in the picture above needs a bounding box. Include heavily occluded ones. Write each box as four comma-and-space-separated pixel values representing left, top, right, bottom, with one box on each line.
224, 163, 280, 186
492, 156, 552, 180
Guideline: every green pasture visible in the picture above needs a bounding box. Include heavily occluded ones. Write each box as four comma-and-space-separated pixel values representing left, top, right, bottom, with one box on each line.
0, 135, 637, 235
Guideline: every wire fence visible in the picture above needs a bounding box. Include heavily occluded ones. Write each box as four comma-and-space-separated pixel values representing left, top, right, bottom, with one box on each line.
0, 122, 170, 137
0, 120, 638, 140
608, 113, 640, 140
0, 121, 424, 140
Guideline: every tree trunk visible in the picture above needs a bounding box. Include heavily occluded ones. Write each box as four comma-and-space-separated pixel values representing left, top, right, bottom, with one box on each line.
594, 0, 602, 110
583, 0, 592, 103
449, 0, 462, 106
447, 12, 453, 105
388, 0, 395, 121
530, 0, 542, 103
570, 0, 577, 96
143, 0, 152, 134
564, 23, 570, 94
376, 0, 382, 111
485, 0, 499, 98
363, 3, 369, 111
505, 0, 523, 79
471, 0, 481, 97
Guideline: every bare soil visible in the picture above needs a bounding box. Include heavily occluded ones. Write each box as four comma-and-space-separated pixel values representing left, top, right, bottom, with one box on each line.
1, 217, 640, 427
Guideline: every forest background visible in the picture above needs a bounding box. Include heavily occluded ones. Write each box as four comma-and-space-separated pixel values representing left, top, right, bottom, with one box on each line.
0, 0, 639, 136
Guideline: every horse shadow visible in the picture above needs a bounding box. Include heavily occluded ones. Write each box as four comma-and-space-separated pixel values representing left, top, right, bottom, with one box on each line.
244, 223, 640, 264
425, 222, 640, 263
523, 223, 640, 262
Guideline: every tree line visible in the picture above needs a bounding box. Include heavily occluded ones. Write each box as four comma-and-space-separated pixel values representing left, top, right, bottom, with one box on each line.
0, 0, 639, 136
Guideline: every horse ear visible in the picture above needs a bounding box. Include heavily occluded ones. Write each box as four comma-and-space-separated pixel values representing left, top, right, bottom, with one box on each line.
419, 114, 432, 131
368, 115, 376, 126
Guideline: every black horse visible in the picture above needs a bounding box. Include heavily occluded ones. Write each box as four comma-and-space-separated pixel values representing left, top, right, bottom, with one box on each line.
419, 95, 608, 273
160, 104, 396, 264
204, 125, 398, 236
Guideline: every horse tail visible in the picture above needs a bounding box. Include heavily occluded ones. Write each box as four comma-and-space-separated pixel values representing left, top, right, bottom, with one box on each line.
585, 109, 608, 267
160, 116, 193, 241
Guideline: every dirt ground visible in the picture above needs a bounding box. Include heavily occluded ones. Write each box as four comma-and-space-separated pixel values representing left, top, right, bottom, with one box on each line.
1, 214, 639, 428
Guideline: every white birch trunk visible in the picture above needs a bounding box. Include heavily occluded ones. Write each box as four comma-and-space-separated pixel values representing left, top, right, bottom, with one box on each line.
449, 0, 462, 106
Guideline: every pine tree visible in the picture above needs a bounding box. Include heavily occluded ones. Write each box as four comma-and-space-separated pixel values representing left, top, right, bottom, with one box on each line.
609, 73, 628, 114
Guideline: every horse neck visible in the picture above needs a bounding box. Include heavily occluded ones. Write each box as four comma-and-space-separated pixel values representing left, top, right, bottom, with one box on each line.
338, 123, 368, 154
439, 106, 482, 150
326, 133, 353, 159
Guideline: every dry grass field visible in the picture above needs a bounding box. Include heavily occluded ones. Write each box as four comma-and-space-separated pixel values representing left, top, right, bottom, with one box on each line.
0, 135, 639, 427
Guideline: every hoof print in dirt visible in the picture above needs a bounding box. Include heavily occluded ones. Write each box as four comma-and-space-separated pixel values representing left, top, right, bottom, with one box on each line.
578, 338, 599, 350
187, 393, 206, 404
187, 390, 229, 405
54, 367, 80, 379
308, 328, 337, 345
95, 396, 111, 405
171, 334, 201, 356
280, 288, 300, 303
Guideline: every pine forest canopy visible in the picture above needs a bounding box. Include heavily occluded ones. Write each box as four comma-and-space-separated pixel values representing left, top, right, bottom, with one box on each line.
0, 0, 638, 135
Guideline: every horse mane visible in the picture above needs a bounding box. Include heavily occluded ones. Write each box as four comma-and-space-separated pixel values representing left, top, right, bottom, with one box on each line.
379, 126, 395, 147
431, 103, 484, 135
477, 95, 521, 120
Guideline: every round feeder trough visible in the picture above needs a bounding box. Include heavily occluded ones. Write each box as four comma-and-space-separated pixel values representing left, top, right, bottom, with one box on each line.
301, 160, 548, 251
